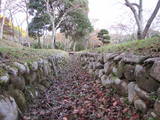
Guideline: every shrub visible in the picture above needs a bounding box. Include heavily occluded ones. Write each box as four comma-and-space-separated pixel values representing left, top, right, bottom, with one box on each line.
97, 29, 110, 44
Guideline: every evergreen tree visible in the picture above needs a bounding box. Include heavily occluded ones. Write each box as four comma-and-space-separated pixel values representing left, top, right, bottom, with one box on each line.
28, 0, 92, 49
97, 29, 110, 44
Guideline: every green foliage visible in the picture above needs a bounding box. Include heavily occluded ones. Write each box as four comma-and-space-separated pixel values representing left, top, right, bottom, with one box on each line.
63, 10, 93, 40
56, 42, 65, 50
28, 14, 50, 39
98, 29, 110, 44
75, 42, 85, 51
28, 0, 92, 48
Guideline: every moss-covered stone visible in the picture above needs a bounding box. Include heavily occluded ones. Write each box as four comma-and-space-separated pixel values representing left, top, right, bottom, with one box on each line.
8, 89, 26, 112
41, 80, 51, 88
0, 68, 6, 76
0, 73, 9, 86
36, 84, 46, 92
10, 76, 25, 90
24, 86, 39, 103
117, 61, 125, 78
24, 72, 37, 85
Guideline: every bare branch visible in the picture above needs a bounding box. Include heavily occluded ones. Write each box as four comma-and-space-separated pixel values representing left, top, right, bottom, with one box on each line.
131, 3, 140, 9
143, 0, 160, 38
125, 0, 141, 29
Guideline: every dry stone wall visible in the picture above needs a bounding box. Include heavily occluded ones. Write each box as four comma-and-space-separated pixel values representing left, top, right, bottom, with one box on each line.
80, 52, 160, 119
0, 53, 68, 120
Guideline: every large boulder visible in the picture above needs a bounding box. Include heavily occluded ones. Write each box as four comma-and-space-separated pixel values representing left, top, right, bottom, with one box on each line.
13, 62, 26, 74
104, 53, 118, 62
10, 76, 25, 90
89, 57, 95, 62
95, 62, 104, 69
112, 67, 118, 76
0, 73, 9, 85
25, 86, 39, 100
88, 69, 94, 75
122, 54, 147, 64
97, 54, 104, 64
24, 72, 37, 84
24, 63, 30, 74
29, 61, 39, 71
8, 89, 26, 112
88, 62, 93, 69
117, 61, 125, 78
157, 88, 160, 97
124, 65, 135, 82
150, 60, 160, 82
135, 65, 160, 92
0, 96, 18, 120
154, 100, 160, 117
104, 62, 113, 75
92, 62, 97, 70
114, 53, 147, 64
144, 57, 160, 64
95, 69, 100, 76
101, 75, 114, 86
7, 67, 18, 76
116, 81, 128, 96
114, 53, 127, 61
134, 99, 147, 113
98, 69, 105, 78
134, 85, 153, 105
128, 82, 137, 103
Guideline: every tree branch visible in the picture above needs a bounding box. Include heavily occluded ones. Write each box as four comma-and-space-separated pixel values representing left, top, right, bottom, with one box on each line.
125, 0, 141, 30
143, 0, 160, 38
55, 5, 81, 29
131, 3, 140, 9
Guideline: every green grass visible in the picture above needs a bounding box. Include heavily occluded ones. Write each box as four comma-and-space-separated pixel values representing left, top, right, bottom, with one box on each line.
0, 47, 68, 63
0, 39, 68, 63
83, 37, 160, 56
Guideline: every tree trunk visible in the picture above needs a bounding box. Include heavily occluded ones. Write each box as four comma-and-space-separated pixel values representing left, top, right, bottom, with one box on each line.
73, 41, 76, 51
0, 16, 5, 40
9, 10, 15, 40
38, 37, 41, 48
137, 0, 143, 39
137, 26, 143, 39
51, 24, 56, 49
143, 0, 160, 39
125, 0, 160, 40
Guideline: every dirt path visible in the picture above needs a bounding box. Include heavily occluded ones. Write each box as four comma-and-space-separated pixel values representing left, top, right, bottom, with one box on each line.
22, 55, 142, 120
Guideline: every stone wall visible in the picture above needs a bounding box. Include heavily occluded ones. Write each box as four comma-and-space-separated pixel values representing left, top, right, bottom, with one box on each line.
0, 53, 68, 120
79, 52, 160, 119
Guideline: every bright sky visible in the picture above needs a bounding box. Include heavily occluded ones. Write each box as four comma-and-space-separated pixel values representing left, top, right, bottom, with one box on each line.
88, 0, 159, 30
7, 0, 160, 33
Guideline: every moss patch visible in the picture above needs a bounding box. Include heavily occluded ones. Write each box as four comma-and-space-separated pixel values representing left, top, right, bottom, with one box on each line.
82, 37, 160, 57
0, 68, 6, 76
0, 47, 68, 63
8, 88, 26, 112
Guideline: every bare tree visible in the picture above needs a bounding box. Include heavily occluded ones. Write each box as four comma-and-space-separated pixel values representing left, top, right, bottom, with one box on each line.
16, 0, 29, 37
14, 0, 31, 46
0, 0, 7, 40
0, 0, 19, 40
125, 0, 160, 39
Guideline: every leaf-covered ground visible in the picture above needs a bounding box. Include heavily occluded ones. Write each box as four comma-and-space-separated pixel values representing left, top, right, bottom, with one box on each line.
21, 55, 143, 120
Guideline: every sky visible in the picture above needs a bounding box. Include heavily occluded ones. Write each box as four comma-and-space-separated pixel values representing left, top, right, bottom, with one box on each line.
88, 0, 159, 31
4, 0, 159, 33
